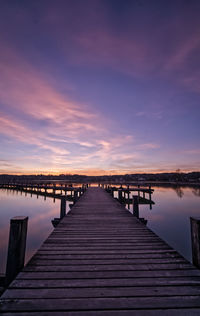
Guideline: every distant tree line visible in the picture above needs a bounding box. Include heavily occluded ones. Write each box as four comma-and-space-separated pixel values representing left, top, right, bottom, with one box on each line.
0, 172, 200, 184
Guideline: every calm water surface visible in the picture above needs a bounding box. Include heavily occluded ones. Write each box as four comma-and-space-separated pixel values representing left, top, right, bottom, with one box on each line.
0, 186, 200, 273
0, 189, 70, 273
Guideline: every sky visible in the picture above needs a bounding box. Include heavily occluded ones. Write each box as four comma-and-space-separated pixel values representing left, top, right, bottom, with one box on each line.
0, 0, 200, 175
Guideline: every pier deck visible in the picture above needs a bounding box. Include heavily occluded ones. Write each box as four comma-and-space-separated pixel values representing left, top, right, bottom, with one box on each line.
1, 187, 200, 315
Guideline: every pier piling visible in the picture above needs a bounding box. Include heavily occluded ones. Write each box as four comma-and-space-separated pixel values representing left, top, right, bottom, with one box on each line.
133, 195, 139, 217
5, 216, 28, 285
60, 197, 66, 218
190, 217, 200, 268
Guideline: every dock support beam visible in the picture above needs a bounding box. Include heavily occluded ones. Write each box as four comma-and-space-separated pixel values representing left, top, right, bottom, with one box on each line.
190, 217, 200, 268
133, 195, 139, 218
60, 197, 66, 218
6, 216, 28, 285
74, 190, 78, 204
118, 190, 122, 203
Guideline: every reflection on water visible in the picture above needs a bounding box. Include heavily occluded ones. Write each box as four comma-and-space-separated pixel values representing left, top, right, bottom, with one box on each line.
0, 189, 61, 273
0, 185, 200, 273
173, 186, 184, 198
134, 186, 200, 263
192, 188, 200, 197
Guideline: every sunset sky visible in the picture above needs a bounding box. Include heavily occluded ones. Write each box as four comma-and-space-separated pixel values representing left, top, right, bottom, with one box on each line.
0, 0, 200, 175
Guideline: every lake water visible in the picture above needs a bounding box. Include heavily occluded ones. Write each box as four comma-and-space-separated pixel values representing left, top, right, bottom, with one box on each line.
0, 185, 200, 273
0, 189, 70, 273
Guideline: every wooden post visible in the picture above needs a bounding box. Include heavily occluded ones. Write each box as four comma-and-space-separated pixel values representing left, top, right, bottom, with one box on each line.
127, 190, 130, 209
118, 190, 122, 203
149, 191, 152, 210
6, 216, 28, 285
149, 190, 152, 209
60, 197, 66, 218
74, 190, 78, 203
190, 217, 200, 268
133, 195, 139, 218
137, 184, 140, 197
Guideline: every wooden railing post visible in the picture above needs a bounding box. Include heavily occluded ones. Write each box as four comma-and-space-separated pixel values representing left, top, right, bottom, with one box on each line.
74, 190, 78, 203
133, 195, 139, 218
118, 190, 122, 203
190, 217, 200, 268
6, 216, 28, 285
60, 197, 66, 218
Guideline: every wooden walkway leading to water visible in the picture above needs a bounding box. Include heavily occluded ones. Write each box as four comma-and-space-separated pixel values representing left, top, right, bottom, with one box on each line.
1, 187, 200, 315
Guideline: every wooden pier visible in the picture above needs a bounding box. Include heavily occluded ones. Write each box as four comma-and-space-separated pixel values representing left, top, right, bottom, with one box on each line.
1, 187, 200, 314
0, 183, 86, 202
104, 185, 154, 207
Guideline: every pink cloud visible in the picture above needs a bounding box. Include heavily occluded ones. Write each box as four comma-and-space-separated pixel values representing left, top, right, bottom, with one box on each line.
0, 46, 106, 150
0, 46, 149, 174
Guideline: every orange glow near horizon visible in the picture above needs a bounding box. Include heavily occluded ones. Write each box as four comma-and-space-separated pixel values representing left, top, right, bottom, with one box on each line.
1, 167, 198, 177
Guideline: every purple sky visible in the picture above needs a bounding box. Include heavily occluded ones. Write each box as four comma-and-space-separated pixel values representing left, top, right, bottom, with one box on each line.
0, 0, 200, 175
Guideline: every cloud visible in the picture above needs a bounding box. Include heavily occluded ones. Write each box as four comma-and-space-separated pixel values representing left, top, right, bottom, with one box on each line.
137, 143, 160, 150
182, 149, 200, 155
0, 2, 199, 174
0, 46, 145, 174
0, 46, 107, 161
0, 114, 70, 156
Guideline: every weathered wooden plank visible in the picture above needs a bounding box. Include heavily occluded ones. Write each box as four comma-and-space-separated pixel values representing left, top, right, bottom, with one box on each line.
32, 250, 178, 256
43, 238, 165, 243
17, 269, 200, 279
38, 248, 177, 253
38, 246, 174, 251
49, 236, 158, 240
29, 253, 184, 259
1, 296, 200, 312
35, 249, 180, 254
50, 232, 158, 235
1, 310, 200, 316
23, 263, 195, 272
42, 243, 172, 250
8, 277, 200, 288
27, 258, 188, 266
50, 230, 156, 234
4, 285, 200, 299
